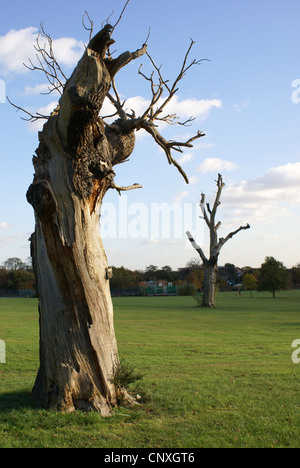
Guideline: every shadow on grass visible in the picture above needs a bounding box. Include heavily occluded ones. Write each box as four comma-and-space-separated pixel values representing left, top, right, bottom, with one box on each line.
256, 296, 291, 300
0, 390, 37, 412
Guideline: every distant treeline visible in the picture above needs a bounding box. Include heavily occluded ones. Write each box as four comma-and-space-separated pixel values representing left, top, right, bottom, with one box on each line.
108, 260, 300, 297
1, 257, 300, 297
0, 258, 35, 294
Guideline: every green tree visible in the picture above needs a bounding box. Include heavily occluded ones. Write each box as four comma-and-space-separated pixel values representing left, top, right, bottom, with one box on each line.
291, 263, 300, 289
144, 265, 159, 281
109, 266, 142, 291
243, 273, 258, 297
7, 269, 35, 291
157, 266, 180, 282
185, 259, 204, 290
224, 263, 239, 285
258, 256, 290, 298
0, 268, 8, 290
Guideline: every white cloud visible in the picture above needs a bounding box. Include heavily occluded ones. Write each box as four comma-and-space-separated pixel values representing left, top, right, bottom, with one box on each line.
24, 83, 54, 96
125, 96, 151, 116
176, 152, 194, 165
0, 27, 38, 74
0, 222, 12, 231
224, 162, 300, 204
197, 157, 239, 174
100, 95, 222, 126
27, 92, 218, 136
254, 162, 300, 194
252, 234, 281, 241
126, 95, 222, 122
221, 162, 300, 224
52, 37, 85, 68
174, 191, 189, 203
193, 142, 215, 150
158, 95, 222, 123
140, 238, 183, 246
188, 176, 199, 185
0, 232, 25, 246
37, 100, 59, 116
0, 27, 84, 75
234, 99, 250, 112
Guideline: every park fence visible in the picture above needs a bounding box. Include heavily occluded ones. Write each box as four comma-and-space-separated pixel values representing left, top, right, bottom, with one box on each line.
110, 284, 178, 297
0, 289, 35, 298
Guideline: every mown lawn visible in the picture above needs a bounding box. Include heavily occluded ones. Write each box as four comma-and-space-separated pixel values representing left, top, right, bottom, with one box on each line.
0, 291, 299, 448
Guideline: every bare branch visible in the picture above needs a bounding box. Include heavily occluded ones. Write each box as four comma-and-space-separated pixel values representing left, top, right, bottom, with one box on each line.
7, 96, 50, 122
142, 41, 208, 125
82, 11, 94, 42
136, 122, 204, 183
101, 110, 119, 121
101, 30, 207, 183
130, 40, 207, 130
145, 52, 172, 94
200, 194, 210, 227
110, 181, 143, 195
108, 39, 207, 182
144, 28, 151, 46
38, 24, 68, 83
206, 203, 212, 215
211, 173, 225, 223
218, 223, 251, 250
197, 174, 251, 259
23, 23, 67, 98
106, 78, 128, 121
11, 23, 68, 123
101, 11, 115, 29
187, 175, 250, 307
112, 0, 131, 32
186, 231, 208, 265
106, 43, 148, 78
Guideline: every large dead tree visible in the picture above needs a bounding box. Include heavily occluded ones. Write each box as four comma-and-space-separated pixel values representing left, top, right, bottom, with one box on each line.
186, 174, 250, 308
17, 19, 205, 414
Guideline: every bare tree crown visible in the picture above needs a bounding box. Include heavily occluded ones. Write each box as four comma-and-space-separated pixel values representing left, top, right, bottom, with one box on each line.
9, 13, 207, 184
187, 174, 250, 265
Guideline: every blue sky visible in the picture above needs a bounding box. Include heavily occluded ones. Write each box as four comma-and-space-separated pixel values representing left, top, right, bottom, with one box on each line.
0, 0, 299, 270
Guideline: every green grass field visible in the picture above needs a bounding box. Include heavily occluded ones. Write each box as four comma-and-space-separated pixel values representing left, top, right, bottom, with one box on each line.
0, 291, 300, 448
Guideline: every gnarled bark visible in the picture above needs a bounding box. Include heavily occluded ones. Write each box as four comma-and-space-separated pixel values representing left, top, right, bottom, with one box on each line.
25, 21, 205, 414
28, 26, 143, 415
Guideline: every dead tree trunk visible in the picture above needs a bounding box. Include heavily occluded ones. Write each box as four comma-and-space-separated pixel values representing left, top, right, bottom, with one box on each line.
27, 26, 145, 414
24, 23, 205, 414
187, 174, 250, 308
202, 262, 218, 307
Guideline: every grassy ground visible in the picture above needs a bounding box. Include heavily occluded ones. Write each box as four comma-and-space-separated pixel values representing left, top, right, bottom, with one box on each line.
0, 290, 299, 448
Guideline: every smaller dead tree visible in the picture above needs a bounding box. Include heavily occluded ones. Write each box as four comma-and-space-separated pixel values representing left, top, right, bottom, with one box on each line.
186, 174, 250, 307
